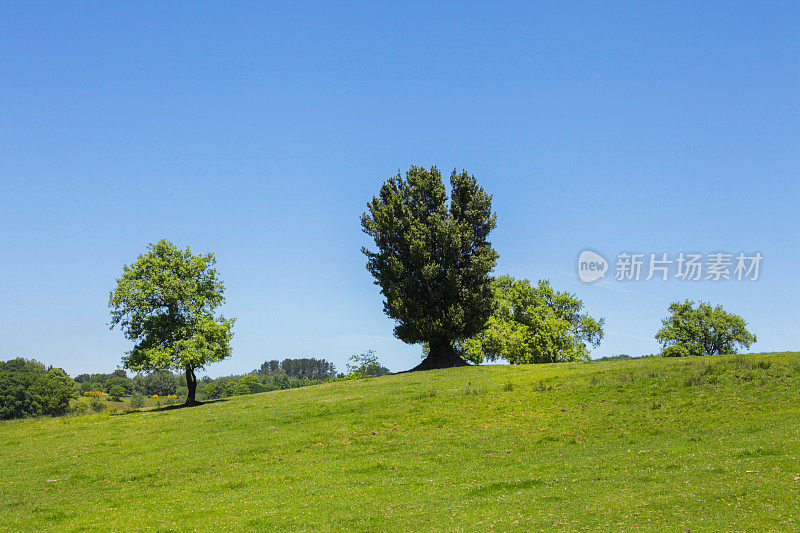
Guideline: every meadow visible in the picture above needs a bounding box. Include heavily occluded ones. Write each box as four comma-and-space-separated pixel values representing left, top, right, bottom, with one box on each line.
1, 352, 799, 531
70, 393, 179, 413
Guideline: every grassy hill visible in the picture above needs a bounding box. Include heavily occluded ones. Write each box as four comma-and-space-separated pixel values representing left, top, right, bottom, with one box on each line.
2, 352, 799, 531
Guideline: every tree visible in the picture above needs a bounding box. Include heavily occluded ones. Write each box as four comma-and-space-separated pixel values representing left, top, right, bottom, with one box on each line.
235, 375, 262, 395
656, 300, 756, 356
346, 350, 391, 376
259, 360, 281, 374
108, 240, 235, 405
451, 276, 604, 364
107, 383, 126, 401
132, 370, 179, 396
0, 359, 75, 419
106, 376, 133, 396
275, 358, 337, 380
361, 166, 498, 370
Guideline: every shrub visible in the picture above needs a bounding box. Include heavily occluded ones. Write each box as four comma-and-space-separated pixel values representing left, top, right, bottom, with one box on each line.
129, 393, 145, 409
662, 344, 692, 358
89, 396, 106, 412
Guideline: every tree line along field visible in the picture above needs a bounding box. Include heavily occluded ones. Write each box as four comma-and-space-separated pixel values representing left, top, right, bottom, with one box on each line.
1, 351, 798, 532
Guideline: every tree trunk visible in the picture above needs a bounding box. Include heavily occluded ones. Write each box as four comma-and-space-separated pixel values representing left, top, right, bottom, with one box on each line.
408, 340, 469, 372
185, 366, 198, 406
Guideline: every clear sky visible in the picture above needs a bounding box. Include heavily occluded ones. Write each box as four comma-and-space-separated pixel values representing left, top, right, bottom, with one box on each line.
1, 1, 798, 377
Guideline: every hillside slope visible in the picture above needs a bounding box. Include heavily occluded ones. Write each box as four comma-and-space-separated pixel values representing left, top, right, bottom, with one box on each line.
1, 352, 799, 531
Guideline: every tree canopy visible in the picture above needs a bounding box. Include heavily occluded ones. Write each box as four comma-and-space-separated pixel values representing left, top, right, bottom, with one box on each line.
256, 358, 338, 380
656, 300, 756, 357
108, 239, 235, 405
361, 166, 498, 370
346, 350, 391, 376
0, 358, 75, 420
453, 276, 604, 364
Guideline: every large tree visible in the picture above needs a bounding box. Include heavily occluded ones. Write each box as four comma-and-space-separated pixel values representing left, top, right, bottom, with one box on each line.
361, 166, 498, 370
656, 300, 756, 357
109, 240, 234, 405
454, 276, 604, 364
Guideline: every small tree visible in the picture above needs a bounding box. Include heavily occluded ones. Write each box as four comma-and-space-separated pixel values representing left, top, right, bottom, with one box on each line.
361, 166, 498, 370
456, 276, 604, 364
107, 383, 126, 401
109, 240, 235, 405
346, 350, 391, 376
105, 376, 132, 396
656, 300, 756, 356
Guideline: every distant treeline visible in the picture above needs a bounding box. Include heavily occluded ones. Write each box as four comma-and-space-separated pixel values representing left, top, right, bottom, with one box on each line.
256, 358, 339, 380
0, 355, 388, 420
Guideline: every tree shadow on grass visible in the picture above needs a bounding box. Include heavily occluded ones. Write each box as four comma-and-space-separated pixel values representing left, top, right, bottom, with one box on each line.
111, 398, 230, 416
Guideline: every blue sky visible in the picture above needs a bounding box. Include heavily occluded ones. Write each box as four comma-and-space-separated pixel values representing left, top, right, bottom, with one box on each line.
1, 2, 798, 377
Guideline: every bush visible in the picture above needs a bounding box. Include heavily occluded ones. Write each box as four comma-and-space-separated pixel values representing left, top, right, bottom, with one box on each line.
129, 393, 145, 409
89, 396, 106, 412
661, 344, 692, 358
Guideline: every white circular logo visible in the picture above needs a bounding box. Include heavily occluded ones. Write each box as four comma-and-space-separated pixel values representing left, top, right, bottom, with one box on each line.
577, 250, 608, 283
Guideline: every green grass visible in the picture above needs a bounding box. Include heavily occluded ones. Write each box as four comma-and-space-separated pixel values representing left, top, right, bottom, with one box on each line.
71, 394, 177, 413
2, 352, 799, 531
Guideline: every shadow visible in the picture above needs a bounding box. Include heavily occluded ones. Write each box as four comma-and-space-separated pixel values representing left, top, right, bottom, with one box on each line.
396, 360, 473, 374
111, 398, 230, 416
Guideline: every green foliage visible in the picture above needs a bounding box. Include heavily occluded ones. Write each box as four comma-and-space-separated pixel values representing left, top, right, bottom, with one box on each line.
589, 354, 651, 362
74, 369, 130, 394
257, 358, 337, 380
132, 370, 180, 396
108, 239, 235, 404
203, 381, 221, 400
129, 393, 145, 409
200, 370, 318, 400
107, 383, 126, 401
71, 402, 89, 416
656, 300, 757, 356
0, 359, 75, 420
346, 350, 390, 376
457, 276, 604, 364
661, 344, 692, 358
105, 376, 132, 398
89, 396, 106, 412
361, 166, 498, 365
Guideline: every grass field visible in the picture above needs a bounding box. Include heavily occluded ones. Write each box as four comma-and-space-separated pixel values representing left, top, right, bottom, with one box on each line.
70, 394, 179, 413
2, 352, 799, 531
